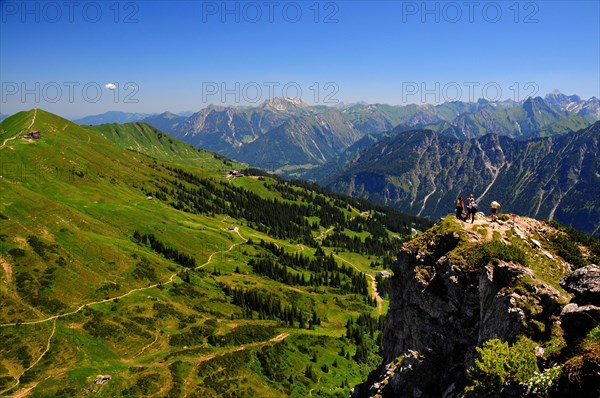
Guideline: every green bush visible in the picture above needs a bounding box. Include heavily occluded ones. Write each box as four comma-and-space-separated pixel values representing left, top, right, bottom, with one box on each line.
547, 220, 600, 266
484, 241, 527, 265
169, 324, 216, 347
8, 248, 26, 258
257, 342, 289, 382
26, 235, 58, 259
132, 259, 158, 281
497, 214, 510, 222
208, 324, 275, 347
464, 241, 527, 270
585, 325, 600, 343
0, 375, 15, 390
467, 338, 538, 395
549, 234, 587, 269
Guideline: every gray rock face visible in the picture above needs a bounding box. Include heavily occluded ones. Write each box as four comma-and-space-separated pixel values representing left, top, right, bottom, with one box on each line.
355, 232, 564, 398
560, 265, 600, 345
560, 265, 600, 305
560, 303, 600, 346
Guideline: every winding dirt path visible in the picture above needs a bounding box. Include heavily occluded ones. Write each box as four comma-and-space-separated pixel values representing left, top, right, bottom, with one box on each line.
181, 332, 290, 397
333, 253, 383, 315
0, 135, 18, 150
316, 227, 333, 241
0, 229, 247, 328
1, 318, 56, 396
0, 228, 248, 395
1, 256, 13, 282
312, 216, 384, 314
134, 332, 160, 358
0, 109, 37, 151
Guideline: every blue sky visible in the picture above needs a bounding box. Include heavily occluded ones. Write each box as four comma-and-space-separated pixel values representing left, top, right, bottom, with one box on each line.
1, 0, 599, 117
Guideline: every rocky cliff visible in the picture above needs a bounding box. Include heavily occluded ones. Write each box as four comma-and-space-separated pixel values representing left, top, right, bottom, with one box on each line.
354, 215, 600, 397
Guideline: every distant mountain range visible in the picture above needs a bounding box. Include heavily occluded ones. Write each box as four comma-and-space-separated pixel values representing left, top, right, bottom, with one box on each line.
73, 110, 192, 125
323, 122, 600, 237
155, 93, 599, 176
63, 92, 599, 178
73, 111, 153, 125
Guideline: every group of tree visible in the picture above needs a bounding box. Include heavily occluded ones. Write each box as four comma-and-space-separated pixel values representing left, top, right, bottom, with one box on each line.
132, 231, 196, 268
283, 178, 432, 232
345, 313, 385, 364
150, 167, 318, 245
221, 285, 320, 329
322, 230, 404, 257
375, 274, 391, 299
249, 243, 369, 295
141, 166, 431, 249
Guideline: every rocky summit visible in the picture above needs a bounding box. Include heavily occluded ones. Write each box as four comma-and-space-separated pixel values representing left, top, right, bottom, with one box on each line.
353, 215, 600, 398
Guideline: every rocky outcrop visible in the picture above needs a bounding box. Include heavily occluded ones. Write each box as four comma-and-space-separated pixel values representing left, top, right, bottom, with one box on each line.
353, 222, 566, 398
560, 266, 600, 346
560, 266, 600, 305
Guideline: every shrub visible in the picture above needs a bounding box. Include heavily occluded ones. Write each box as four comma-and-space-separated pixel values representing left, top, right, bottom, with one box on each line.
208, 324, 275, 346
26, 235, 57, 259
467, 338, 538, 395
498, 213, 510, 222
132, 259, 158, 281
8, 248, 26, 258
0, 375, 15, 390
483, 241, 527, 266
585, 325, 600, 344
549, 234, 586, 269
463, 241, 527, 270
547, 220, 600, 266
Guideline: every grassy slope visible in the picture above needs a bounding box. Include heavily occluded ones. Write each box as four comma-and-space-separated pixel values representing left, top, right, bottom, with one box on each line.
89, 122, 219, 168
0, 110, 404, 397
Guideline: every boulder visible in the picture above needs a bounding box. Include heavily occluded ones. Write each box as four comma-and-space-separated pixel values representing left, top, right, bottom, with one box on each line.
560, 303, 600, 346
560, 265, 600, 305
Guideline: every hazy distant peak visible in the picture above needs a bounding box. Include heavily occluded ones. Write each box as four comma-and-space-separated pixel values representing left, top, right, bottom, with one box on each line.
201, 104, 228, 112
260, 97, 310, 112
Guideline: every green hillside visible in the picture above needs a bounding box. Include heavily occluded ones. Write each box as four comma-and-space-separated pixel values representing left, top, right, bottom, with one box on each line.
89, 122, 218, 168
0, 109, 428, 397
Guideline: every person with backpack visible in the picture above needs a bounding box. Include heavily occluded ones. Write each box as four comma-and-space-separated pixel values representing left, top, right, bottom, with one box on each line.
490, 200, 501, 222
467, 194, 477, 223
455, 196, 464, 220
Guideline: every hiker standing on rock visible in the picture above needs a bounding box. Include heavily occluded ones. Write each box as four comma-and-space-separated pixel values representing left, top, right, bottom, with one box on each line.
455, 196, 464, 220
466, 194, 477, 224
490, 200, 501, 222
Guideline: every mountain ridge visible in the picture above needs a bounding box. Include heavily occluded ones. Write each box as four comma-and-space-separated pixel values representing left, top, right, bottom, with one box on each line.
324, 122, 600, 237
